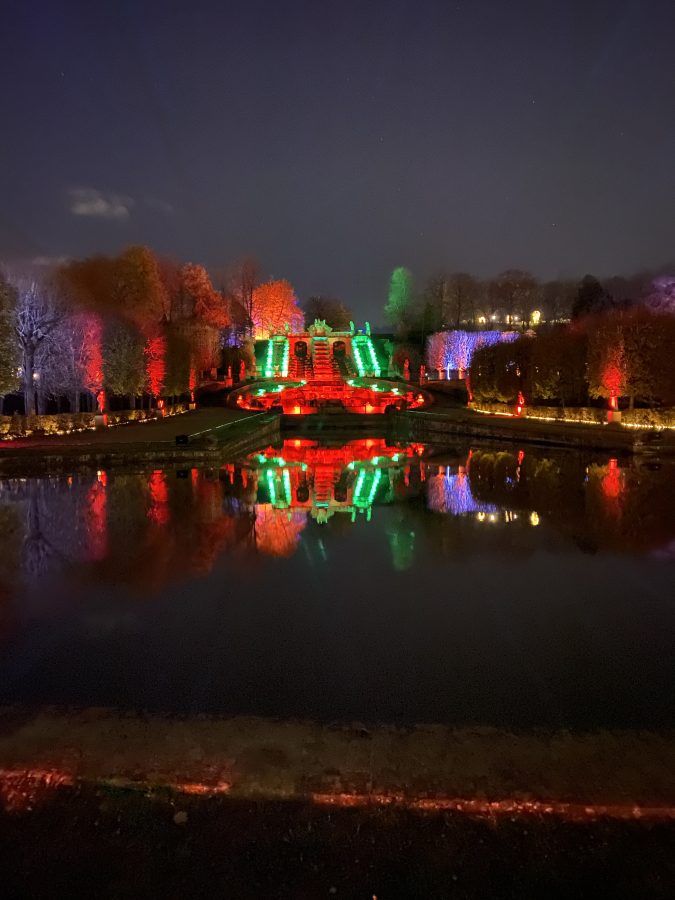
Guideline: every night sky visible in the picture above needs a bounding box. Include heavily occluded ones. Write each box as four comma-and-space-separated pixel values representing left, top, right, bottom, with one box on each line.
2, 0, 674, 320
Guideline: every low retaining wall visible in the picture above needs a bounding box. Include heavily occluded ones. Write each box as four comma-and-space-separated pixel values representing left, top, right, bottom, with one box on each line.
397, 409, 637, 453
471, 403, 675, 431
471, 402, 607, 425
0, 404, 189, 439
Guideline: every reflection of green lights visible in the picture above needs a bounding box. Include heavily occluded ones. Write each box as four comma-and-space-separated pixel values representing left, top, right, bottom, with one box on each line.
367, 469, 382, 504
353, 467, 382, 510
266, 469, 277, 505
371, 456, 379, 464
282, 468, 291, 506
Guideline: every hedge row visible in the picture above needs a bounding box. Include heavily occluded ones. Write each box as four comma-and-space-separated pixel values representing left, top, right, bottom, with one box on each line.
0, 404, 189, 438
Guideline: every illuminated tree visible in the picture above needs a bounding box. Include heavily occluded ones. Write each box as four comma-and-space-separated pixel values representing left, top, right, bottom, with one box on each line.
37, 311, 104, 412
530, 327, 587, 406
252, 279, 303, 337
145, 333, 166, 400
643, 276, 675, 315
163, 324, 192, 398
425, 330, 518, 378
224, 256, 259, 337
471, 337, 531, 403
587, 315, 626, 406
385, 267, 413, 334
0, 272, 19, 409
11, 271, 66, 414
180, 264, 229, 329
113, 245, 167, 330
103, 318, 146, 406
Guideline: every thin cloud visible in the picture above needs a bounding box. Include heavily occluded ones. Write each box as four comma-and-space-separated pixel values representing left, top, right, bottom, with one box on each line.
68, 187, 134, 219
144, 196, 174, 214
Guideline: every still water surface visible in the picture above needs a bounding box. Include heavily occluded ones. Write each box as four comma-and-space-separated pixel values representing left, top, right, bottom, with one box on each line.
1, 436, 674, 730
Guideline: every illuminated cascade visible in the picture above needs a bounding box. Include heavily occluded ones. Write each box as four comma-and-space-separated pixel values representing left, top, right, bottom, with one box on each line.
263, 337, 290, 378
234, 324, 429, 414
352, 340, 366, 376
311, 336, 333, 380
352, 335, 381, 377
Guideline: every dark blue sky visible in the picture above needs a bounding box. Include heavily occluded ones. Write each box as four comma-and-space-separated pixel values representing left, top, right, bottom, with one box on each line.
2, 0, 674, 319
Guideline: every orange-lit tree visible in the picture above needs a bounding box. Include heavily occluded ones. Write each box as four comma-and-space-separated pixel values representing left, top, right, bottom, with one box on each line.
251, 279, 303, 338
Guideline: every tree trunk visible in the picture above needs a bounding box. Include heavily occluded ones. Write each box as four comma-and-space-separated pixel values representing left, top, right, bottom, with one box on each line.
72, 392, 79, 413
629, 394, 635, 410
23, 349, 35, 416
129, 395, 136, 410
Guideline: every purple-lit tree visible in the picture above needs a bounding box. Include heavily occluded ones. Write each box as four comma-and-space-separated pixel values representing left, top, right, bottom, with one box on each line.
426, 330, 518, 378
10, 271, 66, 415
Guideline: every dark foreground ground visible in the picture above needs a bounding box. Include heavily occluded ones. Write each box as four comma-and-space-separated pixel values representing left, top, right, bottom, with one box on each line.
2, 787, 674, 899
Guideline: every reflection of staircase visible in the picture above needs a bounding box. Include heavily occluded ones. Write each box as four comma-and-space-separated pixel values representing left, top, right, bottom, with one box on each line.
313, 466, 335, 506
311, 337, 334, 380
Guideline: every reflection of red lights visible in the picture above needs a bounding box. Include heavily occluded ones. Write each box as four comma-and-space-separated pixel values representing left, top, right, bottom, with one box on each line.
148, 471, 169, 525
0, 768, 74, 812
310, 792, 675, 822
602, 458, 623, 501
87, 477, 108, 561
256, 439, 420, 468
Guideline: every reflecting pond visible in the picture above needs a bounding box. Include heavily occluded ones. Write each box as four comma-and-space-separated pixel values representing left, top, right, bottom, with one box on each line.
1, 436, 674, 730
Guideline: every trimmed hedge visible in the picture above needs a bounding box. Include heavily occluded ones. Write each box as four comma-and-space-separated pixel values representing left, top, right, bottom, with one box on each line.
0, 404, 189, 439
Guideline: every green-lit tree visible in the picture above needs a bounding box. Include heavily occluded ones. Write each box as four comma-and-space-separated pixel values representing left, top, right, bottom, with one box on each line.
384, 267, 413, 334
103, 318, 146, 408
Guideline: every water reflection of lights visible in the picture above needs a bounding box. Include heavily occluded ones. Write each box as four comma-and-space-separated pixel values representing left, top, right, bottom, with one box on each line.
426, 467, 498, 517
530, 511, 540, 527
474, 510, 529, 525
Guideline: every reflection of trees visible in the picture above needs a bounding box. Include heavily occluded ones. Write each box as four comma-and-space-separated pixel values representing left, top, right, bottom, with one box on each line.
0, 503, 22, 640
0, 468, 258, 594
95, 469, 256, 590
467, 448, 675, 555
254, 507, 306, 558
